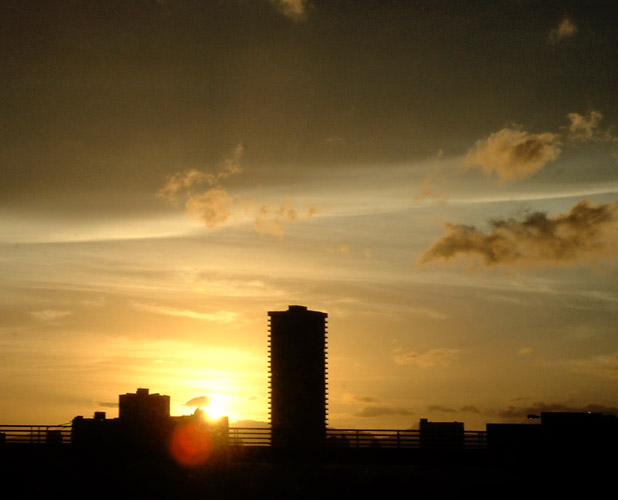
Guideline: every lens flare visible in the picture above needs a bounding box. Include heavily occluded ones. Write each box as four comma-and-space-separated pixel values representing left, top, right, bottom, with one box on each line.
169, 422, 213, 467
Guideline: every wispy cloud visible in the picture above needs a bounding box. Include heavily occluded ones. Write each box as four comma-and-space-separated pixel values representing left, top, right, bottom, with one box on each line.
160, 144, 316, 236
419, 200, 618, 268
272, 0, 308, 21
131, 302, 240, 323
343, 393, 380, 404
254, 196, 317, 238
464, 127, 561, 184
159, 145, 243, 203
353, 405, 414, 418
394, 348, 460, 368
159, 144, 243, 229
31, 309, 72, 323
326, 243, 373, 260
548, 17, 578, 44
185, 187, 235, 229
570, 352, 618, 379
566, 110, 616, 143
414, 149, 450, 204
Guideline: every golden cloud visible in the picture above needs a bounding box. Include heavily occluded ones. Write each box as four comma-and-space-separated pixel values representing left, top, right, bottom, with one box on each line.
464, 127, 561, 183
419, 200, 618, 267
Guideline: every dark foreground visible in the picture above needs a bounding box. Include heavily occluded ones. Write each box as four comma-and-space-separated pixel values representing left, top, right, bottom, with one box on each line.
1, 445, 614, 499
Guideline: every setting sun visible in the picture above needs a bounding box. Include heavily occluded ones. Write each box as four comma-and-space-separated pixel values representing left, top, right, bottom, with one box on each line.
201, 395, 232, 422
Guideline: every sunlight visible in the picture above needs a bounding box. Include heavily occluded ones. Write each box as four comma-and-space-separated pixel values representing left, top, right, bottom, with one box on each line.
201, 394, 232, 422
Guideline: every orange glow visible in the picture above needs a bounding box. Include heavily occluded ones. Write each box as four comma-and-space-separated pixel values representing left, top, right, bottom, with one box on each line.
169, 422, 213, 467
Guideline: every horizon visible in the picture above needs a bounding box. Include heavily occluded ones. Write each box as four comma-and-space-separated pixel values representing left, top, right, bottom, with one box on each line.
2, 1, 618, 432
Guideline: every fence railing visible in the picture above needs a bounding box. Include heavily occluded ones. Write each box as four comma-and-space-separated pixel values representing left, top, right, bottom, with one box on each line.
0, 425, 72, 445
326, 428, 486, 449
0, 425, 487, 450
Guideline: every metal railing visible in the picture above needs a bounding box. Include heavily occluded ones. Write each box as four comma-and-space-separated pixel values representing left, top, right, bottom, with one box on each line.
0, 425, 72, 445
227, 427, 486, 450
229, 427, 272, 447
326, 428, 486, 449
0, 425, 487, 450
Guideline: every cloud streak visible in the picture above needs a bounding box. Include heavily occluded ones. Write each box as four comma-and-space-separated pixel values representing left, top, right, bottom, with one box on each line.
132, 302, 240, 323
394, 348, 460, 368
353, 406, 413, 418
419, 200, 618, 267
31, 309, 72, 323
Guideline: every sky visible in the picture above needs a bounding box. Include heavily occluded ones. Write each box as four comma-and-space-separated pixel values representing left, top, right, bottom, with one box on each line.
1, 0, 617, 430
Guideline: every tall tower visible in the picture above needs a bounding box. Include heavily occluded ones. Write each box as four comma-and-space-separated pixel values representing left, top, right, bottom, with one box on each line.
268, 305, 328, 454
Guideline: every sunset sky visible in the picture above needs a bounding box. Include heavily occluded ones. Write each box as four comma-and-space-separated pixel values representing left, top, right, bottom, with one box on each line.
1, 1, 617, 430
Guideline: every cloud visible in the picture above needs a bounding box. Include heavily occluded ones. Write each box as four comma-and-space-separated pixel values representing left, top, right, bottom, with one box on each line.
326, 244, 373, 260
131, 302, 240, 323
464, 127, 561, 183
414, 149, 451, 204
159, 144, 244, 204
185, 187, 234, 229
185, 396, 210, 408
495, 402, 618, 420
254, 196, 316, 237
159, 144, 243, 229
570, 352, 618, 379
548, 17, 578, 44
327, 244, 351, 255
419, 200, 618, 268
343, 393, 380, 404
353, 406, 414, 418
96, 400, 119, 409
324, 135, 345, 146
160, 144, 316, 236
394, 348, 460, 368
427, 405, 458, 413
272, 0, 307, 21
566, 111, 616, 143
31, 309, 72, 322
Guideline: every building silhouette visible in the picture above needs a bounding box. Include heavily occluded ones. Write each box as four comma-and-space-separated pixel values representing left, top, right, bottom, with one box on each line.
72, 388, 229, 465
268, 305, 328, 454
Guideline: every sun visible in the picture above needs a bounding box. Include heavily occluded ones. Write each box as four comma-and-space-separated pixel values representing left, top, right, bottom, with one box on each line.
202, 394, 231, 421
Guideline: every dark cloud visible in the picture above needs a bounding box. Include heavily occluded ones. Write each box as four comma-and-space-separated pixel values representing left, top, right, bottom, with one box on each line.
352, 395, 380, 404
185, 396, 210, 408
353, 406, 413, 418
97, 401, 119, 409
419, 200, 618, 267
395, 348, 460, 367
494, 402, 618, 421
427, 405, 457, 413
